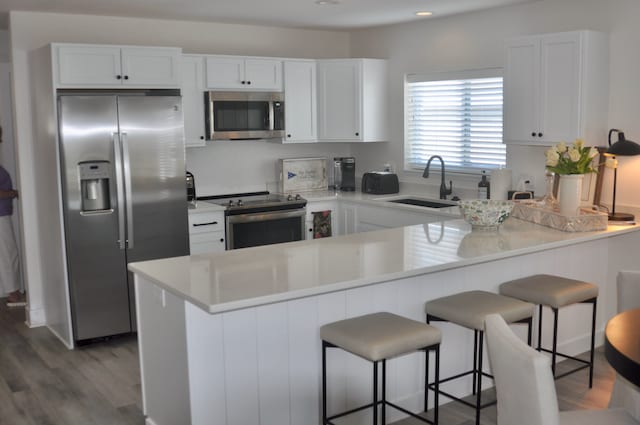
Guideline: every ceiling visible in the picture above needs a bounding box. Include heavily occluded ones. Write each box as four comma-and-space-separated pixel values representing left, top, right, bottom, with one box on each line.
0, 0, 536, 30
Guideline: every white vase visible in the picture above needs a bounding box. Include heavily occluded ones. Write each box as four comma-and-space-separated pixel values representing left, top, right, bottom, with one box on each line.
558, 174, 584, 216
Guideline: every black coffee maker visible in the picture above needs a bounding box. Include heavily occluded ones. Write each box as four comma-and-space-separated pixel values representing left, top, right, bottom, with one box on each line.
333, 157, 356, 191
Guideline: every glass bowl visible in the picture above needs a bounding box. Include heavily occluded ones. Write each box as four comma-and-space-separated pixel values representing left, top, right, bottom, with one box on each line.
459, 199, 514, 231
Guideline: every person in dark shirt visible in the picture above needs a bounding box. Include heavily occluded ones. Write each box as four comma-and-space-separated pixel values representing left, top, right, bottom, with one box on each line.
0, 165, 22, 306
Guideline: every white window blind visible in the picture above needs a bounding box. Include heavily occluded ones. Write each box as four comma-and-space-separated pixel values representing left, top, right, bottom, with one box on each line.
405, 72, 505, 174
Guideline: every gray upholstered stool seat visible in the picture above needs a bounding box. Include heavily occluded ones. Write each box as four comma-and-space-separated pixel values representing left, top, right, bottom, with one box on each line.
320, 312, 442, 361
424, 290, 535, 330
499, 274, 599, 388
321, 312, 441, 425
424, 290, 535, 425
499, 274, 598, 308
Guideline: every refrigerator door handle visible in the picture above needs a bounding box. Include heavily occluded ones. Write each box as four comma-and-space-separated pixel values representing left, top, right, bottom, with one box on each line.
113, 132, 126, 250
121, 131, 135, 249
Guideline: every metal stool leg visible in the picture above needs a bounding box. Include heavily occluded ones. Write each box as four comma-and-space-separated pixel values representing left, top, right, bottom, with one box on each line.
552, 307, 559, 377
434, 346, 440, 425
382, 359, 387, 425
475, 331, 484, 425
589, 298, 597, 388
322, 341, 328, 425
425, 346, 429, 412
373, 361, 378, 425
537, 304, 543, 351
472, 330, 478, 395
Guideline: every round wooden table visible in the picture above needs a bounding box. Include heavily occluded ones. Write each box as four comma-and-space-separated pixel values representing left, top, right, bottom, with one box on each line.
605, 308, 640, 387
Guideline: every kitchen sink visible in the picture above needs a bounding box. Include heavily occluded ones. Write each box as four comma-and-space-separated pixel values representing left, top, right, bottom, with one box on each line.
388, 198, 457, 208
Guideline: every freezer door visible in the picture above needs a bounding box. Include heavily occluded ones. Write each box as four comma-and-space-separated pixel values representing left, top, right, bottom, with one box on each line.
58, 95, 132, 341
117, 96, 189, 267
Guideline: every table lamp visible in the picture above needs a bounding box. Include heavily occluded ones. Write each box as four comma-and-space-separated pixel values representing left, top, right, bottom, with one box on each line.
606, 129, 640, 221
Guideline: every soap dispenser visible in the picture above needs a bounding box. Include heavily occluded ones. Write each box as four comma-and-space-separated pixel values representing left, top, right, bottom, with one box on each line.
478, 170, 490, 199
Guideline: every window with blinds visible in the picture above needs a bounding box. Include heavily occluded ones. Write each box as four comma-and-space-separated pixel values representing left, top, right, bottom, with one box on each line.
405, 71, 505, 174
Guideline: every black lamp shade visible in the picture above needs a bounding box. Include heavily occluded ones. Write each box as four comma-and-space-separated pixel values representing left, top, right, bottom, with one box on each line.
607, 130, 640, 156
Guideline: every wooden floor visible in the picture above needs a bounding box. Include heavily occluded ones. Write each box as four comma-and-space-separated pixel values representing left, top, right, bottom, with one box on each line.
0, 300, 616, 425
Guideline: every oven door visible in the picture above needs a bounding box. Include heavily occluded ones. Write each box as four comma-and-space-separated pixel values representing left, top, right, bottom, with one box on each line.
226, 208, 306, 249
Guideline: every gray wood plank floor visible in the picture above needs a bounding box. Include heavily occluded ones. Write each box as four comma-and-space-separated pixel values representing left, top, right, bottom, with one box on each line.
0, 300, 615, 425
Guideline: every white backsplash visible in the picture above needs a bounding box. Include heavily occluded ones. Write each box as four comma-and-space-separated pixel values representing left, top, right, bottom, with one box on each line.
186, 140, 352, 196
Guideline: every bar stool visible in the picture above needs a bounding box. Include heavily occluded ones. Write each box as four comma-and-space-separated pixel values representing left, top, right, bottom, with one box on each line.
499, 274, 599, 387
425, 290, 535, 425
320, 312, 442, 425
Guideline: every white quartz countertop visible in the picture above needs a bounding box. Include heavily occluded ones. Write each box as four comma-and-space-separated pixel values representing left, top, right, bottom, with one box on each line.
129, 217, 640, 314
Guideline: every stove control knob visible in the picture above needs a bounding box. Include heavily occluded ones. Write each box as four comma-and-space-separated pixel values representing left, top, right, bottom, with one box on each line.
228, 200, 234, 207
287, 194, 294, 201
237, 200, 243, 206
295, 194, 302, 200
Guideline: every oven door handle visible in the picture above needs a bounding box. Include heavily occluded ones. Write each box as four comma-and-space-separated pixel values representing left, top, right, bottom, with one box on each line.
227, 208, 306, 224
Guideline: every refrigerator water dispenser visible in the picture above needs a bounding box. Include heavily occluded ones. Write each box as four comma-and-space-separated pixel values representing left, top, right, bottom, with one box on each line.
79, 161, 111, 212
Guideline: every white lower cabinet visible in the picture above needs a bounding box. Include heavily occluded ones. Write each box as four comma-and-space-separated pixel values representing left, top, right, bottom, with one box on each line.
188, 209, 226, 254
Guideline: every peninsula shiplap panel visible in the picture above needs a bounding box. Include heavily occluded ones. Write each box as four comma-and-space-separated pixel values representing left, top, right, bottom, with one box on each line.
256, 303, 291, 425
222, 308, 260, 425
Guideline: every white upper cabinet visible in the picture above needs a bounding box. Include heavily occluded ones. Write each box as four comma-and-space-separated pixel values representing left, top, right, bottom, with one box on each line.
283, 60, 317, 143
205, 56, 282, 91
504, 31, 609, 146
317, 59, 388, 143
54, 44, 181, 88
181, 55, 207, 148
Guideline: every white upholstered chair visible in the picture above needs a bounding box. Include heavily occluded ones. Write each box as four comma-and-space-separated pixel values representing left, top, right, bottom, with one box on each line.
608, 271, 640, 420
484, 313, 638, 425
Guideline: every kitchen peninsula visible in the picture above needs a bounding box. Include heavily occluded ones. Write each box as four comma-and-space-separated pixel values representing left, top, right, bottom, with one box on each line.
129, 218, 640, 425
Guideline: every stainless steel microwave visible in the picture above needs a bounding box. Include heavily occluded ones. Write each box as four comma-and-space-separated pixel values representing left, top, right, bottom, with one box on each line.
205, 91, 285, 140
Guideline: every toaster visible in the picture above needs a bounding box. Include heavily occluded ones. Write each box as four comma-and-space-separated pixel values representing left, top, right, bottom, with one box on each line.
361, 172, 399, 195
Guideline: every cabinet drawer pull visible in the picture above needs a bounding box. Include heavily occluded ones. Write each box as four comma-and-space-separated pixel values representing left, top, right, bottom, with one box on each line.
193, 221, 218, 227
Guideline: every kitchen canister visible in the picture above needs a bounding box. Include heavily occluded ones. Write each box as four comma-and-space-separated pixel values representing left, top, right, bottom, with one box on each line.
490, 168, 512, 200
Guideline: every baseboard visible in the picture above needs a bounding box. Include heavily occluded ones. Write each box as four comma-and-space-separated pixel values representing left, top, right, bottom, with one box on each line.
25, 304, 46, 327
554, 329, 605, 357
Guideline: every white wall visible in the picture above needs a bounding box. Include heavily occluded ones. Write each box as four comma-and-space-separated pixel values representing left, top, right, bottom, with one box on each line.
8, 10, 351, 329
349, 0, 640, 209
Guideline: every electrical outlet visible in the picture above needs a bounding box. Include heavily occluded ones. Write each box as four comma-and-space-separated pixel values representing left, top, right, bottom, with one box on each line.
517, 174, 535, 191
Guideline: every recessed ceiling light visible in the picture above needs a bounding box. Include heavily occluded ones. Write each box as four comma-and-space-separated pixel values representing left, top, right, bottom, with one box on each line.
315, 0, 340, 5
416, 11, 433, 16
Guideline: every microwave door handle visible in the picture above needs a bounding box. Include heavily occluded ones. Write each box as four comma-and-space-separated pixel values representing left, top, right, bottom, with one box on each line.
268, 101, 274, 131
113, 132, 126, 250
121, 131, 134, 249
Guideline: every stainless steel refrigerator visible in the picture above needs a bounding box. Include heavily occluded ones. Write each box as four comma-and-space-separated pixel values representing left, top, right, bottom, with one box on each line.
57, 91, 189, 342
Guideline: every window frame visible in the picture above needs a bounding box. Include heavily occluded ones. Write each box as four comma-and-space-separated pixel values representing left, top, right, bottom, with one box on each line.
404, 68, 506, 176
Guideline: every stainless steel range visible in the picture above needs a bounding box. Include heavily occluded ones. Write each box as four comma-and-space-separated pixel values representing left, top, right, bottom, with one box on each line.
201, 191, 307, 249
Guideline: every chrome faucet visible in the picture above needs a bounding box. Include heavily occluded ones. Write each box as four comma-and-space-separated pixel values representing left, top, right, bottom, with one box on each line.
423, 155, 453, 200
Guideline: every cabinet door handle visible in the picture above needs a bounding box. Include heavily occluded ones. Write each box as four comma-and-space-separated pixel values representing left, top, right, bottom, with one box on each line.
200, 136, 205, 140
247, 81, 251, 85
287, 134, 292, 138
538, 132, 543, 137
219, 238, 224, 243
531, 132, 536, 137
241, 80, 246, 85
355, 132, 360, 136
124, 75, 129, 80
116, 75, 122, 80
193, 221, 218, 227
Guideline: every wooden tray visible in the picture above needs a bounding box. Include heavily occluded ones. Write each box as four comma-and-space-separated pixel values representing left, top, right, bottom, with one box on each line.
511, 202, 608, 232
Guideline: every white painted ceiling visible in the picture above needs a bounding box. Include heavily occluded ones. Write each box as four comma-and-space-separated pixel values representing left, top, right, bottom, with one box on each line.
0, 0, 536, 30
